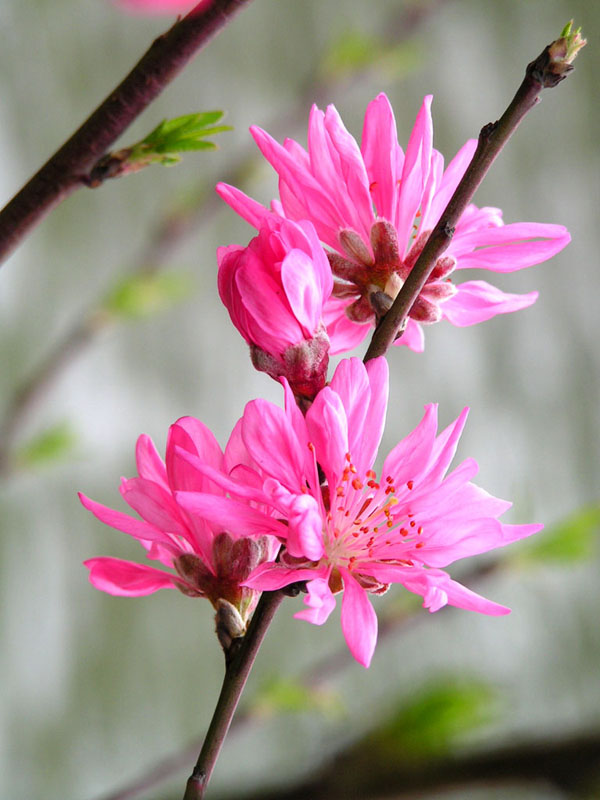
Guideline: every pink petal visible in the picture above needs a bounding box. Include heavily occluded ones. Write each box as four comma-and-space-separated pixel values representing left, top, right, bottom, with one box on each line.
135, 434, 168, 488
442, 280, 538, 326
423, 139, 477, 230
242, 399, 307, 491
415, 517, 509, 567
84, 557, 176, 596
175, 491, 288, 539
395, 95, 433, 257
281, 248, 324, 334
328, 357, 371, 462
244, 562, 328, 590
223, 418, 254, 474
363, 356, 389, 469
173, 447, 266, 505
263, 482, 324, 560
166, 416, 224, 493
251, 125, 344, 251
361, 93, 403, 223
407, 457, 480, 512
368, 565, 510, 616
382, 404, 438, 487
419, 407, 469, 487
306, 388, 348, 487
120, 478, 189, 537
295, 577, 337, 625
394, 318, 425, 352
322, 104, 373, 239
323, 297, 371, 355
235, 252, 303, 350
418, 149, 444, 236
79, 492, 169, 544
117, 0, 199, 14
453, 223, 570, 272
340, 569, 378, 667
215, 183, 270, 229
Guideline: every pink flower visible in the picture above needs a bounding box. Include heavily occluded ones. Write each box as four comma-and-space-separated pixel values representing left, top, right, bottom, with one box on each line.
228, 357, 541, 668
218, 213, 333, 400
80, 416, 282, 640
218, 93, 570, 353
115, 0, 200, 15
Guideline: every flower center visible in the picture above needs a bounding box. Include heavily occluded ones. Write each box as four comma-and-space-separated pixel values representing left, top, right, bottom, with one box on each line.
322, 452, 425, 573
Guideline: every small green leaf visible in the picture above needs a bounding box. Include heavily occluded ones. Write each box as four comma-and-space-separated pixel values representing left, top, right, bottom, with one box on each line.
251, 677, 342, 718
17, 422, 77, 468
366, 678, 497, 759
139, 111, 231, 155
103, 272, 192, 320
518, 506, 600, 565
86, 111, 231, 185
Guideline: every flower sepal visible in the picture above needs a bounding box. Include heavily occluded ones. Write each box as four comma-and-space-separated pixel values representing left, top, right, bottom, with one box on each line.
250, 326, 330, 403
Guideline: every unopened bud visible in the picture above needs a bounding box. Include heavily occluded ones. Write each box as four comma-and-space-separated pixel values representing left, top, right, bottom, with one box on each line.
548, 21, 587, 73
532, 20, 586, 88
215, 599, 246, 655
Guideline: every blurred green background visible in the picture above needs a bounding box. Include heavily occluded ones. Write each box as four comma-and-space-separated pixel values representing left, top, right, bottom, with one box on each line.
0, 1, 599, 798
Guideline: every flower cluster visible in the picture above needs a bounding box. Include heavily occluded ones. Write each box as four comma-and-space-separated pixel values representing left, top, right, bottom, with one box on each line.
82, 92, 559, 666
218, 93, 569, 352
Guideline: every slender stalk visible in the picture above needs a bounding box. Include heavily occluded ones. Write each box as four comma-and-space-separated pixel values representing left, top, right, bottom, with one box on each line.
182, 590, 285, 800
0, 0, 252, 267
364, 27, 583, 362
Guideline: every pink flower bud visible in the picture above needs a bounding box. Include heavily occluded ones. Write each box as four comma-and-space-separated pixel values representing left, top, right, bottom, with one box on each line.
217, 215, 333, 400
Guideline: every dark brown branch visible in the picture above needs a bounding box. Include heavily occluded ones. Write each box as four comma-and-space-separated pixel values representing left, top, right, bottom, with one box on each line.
182, 590, 285, 800
364, 27, 584, 362
0, 0, 252, 266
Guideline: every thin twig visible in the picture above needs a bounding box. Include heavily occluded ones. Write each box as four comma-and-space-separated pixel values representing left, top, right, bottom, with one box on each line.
0, 0, 253, 266
364, 26, 583, 362
182, 590, 285, 800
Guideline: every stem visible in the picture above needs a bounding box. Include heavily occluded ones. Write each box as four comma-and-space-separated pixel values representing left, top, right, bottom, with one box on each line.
364, 32, 579, 362
182, 590, 285, 800
0, 0, 253, 267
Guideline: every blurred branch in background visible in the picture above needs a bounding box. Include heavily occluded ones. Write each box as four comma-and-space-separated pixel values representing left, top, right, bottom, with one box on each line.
0, 0, 252, 266
0, 0, 454, 478
93, 505, 600, 800
234, 732, 600, 800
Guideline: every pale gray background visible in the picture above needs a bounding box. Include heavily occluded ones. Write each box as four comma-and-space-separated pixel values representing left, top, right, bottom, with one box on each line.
0, 0, 598, 798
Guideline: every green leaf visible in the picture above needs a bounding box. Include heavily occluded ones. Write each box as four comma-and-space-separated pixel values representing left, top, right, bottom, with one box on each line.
103, 272, 192, 320
251, 677, 343, 718
88, 111, 232, 184
17, 422, 77, 468
517, 506, 600, 565
139, 111, 231, 155
366, 678, 497, 759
